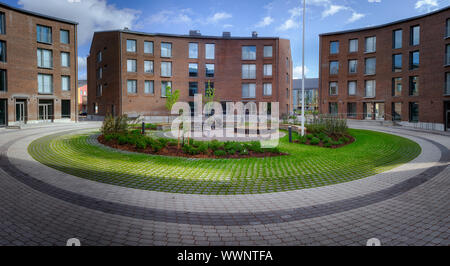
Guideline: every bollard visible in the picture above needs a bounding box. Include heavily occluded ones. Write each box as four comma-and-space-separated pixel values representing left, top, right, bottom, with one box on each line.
142, 122, 145, 135
288, 126, 292, 143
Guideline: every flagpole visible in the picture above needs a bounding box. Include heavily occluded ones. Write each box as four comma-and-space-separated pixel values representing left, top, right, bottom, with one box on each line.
301, 0, 306, 136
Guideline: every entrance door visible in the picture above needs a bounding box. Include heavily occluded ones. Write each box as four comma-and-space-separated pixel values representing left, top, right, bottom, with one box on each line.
0, 99, 6, 126
38, 99, 54, 122
375, 103, 385, 120
15, 100, 26, 123
445, 102, 450, 131
363, 103, 373, 120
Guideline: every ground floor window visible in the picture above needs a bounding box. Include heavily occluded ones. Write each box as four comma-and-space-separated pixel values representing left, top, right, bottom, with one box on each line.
409, 102, 419, 122
347, 102, 356, 118
189, 82, 198, 97
363, 102, 373, 119
329, 102, 338, 115
38, 99, 54, 121
392, 102, 402, 121
0, 99, 6, 126
61, 100, 70, 118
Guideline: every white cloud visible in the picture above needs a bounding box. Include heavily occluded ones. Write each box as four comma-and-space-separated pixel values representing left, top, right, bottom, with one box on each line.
415, 0, 439, 11
223, 24, 233, 29
147, 9, 193, 25
347, 12, 365, 23
293, 66, 309, 79
322, 5, 347, 18
368, 0, 381, 2
255, 16, 274, 27
277, 7, 302, 31
207, 12, 232, 23
18, 0, 140, 45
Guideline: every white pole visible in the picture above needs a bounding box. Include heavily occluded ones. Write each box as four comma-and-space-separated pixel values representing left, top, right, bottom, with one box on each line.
301, 0, 306, 136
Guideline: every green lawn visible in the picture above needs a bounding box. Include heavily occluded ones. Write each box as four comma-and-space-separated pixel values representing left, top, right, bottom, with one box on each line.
28, 129, 421, 195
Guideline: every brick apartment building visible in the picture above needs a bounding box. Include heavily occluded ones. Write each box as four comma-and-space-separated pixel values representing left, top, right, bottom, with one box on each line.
293, 78, 319, 111
319, 7, 450, 131
0, 3, 78, 127
87, 29, 293, 121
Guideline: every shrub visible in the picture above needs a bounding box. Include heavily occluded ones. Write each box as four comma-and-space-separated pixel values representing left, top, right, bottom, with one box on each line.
324, 142, 332, 148
307, 115, 348, 136
135, 139, 147, 150
339, 136, 350, 143
197, 143, 209, 154
209, 140, 223, 151
306, 134, 314, 140
247, 141, 262, 153
104, 134, 117, 142
227, 149, 236, 155
182, 145, 199, 155
317, 132, 328, 141
239, 149, 249, 156
117, 135, 128, 145
214, 150, 227, 157
310, 137, 320, 145
268, 147, 280, 153
101, 114, 129, 135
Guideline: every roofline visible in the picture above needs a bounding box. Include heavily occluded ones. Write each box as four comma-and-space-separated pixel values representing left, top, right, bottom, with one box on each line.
320, 6, 449, 36
94, 29, 282, 40
0, 2, 78, 25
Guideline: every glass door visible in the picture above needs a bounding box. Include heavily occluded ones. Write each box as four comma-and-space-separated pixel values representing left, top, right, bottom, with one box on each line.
15, 100, 26, 123
375, 103, 385, 120
0, 99, 6, 126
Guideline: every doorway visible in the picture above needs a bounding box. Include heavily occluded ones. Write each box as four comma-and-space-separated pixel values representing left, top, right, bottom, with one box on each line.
15, 99, 27, 123
38, 99, 54, 122
0, 99, 6, 126
445, 101, 450, 131
375, 103, 385, 120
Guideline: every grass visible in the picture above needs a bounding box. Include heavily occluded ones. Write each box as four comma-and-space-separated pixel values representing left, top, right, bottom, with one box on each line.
28, 129, 421, 195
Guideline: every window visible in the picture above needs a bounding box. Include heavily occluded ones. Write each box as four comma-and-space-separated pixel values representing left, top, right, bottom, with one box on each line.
37, 25, 52, 43
393, 54, 402, 72
144, 80, 154, 94
61, 100, 70, 118
161, 62, 172, 77
446, 44, 450, 65
127, 59, 137, 72
348, 81, 356, 96
365, 57, 376, 75
189, 63, 198, 77
286, 88, 289, 99
410, 25, 420, 46
0, 69, 6, 92
0, 12, 5, 35
329, 82, 338, 96
37, 49, 53, 68
97, 67, 102, 79
393, 29, 402, 49
410, 51, 419, 70
127, 40, 136, 52
242, 46, 256, 60
242, 64, 256, 79
392, 102, 402, 121
161, 42, 172, 57
409, 76, 419, 96
365, 36, 376, 53
330, 41, 339, 54
61, 76, 70, 91
205, 82, 214, 96
189, 43, 198, 59
365, 80, 376, 98
329, 61, 339, 75
61, 52, 70, 67
347, 103, 356, 117
205, 44, 215, 59
409, 102, 419, 122
0, 41, 4, 62
349, 39, 358, 53
392, 77, 402, 97
264, 64, 272, 76
94, 103, 98, 114
144, 60, 154, 74
264, 46, 273, 57
96, 84, 102, 96
242, 83, 256, 98
348, 60, 357, 74
144, 41, 153, 54
447, 19, 450, 38
329, 103, 338, 115
189, 82, 198, 96
161, 81, 172, 97
446, 72, 450, 95
263, 83, 272, 96
127, 80, 137, 94
96, 51, 102, 63
60, 30, 69, 44
205, 64, 214, 77
38, 74, 53, 94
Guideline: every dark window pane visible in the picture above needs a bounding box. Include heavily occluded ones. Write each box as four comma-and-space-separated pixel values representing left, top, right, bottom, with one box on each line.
393, 54, 402, 72
409, 102, 419, 122
0, 12, 5, 35
189, 82, 198, 97
409, 76, 419, 96
330, 41, 339, 54
0, 69, 6, 91
0, 41, 6, 62
61, 100, 70, 118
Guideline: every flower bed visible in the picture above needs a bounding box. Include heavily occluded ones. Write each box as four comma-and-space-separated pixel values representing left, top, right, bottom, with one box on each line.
295, 132, 355, 148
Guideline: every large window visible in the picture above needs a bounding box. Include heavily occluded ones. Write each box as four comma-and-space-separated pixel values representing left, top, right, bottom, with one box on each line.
161, 42, 172, 57
205, 64, 214, 77
348, 59, 357, 74
263, 83, 272, 96
161, 62, 172, 77
364, 80, 376, 98
365, 36, 376, 53
264, 46, 273, 57
37, 25, 52, 43
60, 30, 69, 44
144, 41, 154, 54
0, 69, 6, 92
0, 41, 4, 62
189, 82, 198, 96
242, 46, 256, 60
61, 100, 70, 118
329, 102, 338, 115
329, 82, 338, 96
127, 59, 137, 72
96, 84, 102, 97
330, 41, 339, 54
348, 81, 356, 96
242, 64, 256, 79
264, 64, 272, 77
347, 103, 356, 118
144, 60, 154, 74
205, 44, 215, 59
393, 54, 402, 72
61, 76, 70, 91
349, 39, 358, 53
446, 44, 450, 65
446, 72, 450, 95
38, 74, 53, 94
365, 58, 376, 75
409, 76, 419, 96
127, 80, 137, 94
144, 80, 154, 94
392, 77, 402, 97
189, 43, 198, 59
61, 52, 70, 67
97, 67, 102, 79
410, 25, 420, 46
126, 39, 136, 52
447, 19, 450, 38
37, 48, 52, 68
161, 81, 172, 97
97, 51, 102, 63
189, 63, 198, 77
242, 83, 256, 98
392, 102, 402, 121
0, 12, 5, 35
329, 61, 339, 75
393, 29, 402, 49
409, 102, 419, 122
410, 51, 419, 70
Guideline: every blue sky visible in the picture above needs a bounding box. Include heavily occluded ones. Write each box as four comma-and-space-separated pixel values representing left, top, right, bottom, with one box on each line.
6, 0, 450, 79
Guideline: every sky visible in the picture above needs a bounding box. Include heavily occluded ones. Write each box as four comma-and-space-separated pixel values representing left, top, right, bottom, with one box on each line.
4, 0, 450, 80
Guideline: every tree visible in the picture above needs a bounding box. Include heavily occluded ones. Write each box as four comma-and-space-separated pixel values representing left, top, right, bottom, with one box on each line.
165, 85, 180, 123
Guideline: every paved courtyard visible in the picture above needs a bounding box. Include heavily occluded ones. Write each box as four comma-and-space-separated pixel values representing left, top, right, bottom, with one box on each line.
0, 122, 448, 246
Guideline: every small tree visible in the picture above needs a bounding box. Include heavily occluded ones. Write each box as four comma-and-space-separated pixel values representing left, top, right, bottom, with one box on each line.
165, 85, 180, 123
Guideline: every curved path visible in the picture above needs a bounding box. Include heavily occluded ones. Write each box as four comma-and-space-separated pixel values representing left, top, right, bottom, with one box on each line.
0, 123, 448, 246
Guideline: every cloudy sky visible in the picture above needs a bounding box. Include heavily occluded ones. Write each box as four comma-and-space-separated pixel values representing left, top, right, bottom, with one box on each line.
5, 0, 449, 79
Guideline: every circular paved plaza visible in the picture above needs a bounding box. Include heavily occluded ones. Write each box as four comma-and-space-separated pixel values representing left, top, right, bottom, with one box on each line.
0, 122, 448, 246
